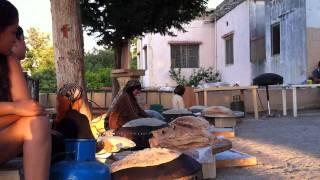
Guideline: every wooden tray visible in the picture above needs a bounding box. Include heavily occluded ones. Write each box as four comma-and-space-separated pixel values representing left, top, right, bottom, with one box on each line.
212, 139, 232, 154
216, 150, 257, 168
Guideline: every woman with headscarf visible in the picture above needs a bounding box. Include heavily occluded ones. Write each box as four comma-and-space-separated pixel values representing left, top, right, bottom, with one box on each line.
54, 83, 94, 139
53, 83, 105, 157
108, 80, 149, 129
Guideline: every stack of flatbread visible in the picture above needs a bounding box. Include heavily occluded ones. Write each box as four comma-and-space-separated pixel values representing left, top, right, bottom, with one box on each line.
149, 116, 216, 150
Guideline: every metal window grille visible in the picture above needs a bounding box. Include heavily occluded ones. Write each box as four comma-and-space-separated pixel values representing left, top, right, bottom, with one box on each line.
171, 44, 199, 68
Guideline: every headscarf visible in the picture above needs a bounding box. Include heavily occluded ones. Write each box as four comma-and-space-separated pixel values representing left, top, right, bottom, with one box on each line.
107, 79, 141, 115
58, 83, 83, 102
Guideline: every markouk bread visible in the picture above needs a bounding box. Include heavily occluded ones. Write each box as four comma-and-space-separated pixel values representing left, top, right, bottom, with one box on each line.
149, 116, 216, 150
111, 148, 181, 173
169, 116, 210, 130
98, 136, 136, 153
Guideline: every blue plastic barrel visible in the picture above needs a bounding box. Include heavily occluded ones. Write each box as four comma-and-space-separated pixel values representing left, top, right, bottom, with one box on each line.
50, 139, 111, 180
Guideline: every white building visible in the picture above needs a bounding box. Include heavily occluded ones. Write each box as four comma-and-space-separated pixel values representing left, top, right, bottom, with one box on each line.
137, 18, 215, 87
137, 0, 266, 87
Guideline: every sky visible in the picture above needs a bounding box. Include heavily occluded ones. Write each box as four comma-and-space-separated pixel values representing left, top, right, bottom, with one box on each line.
10, 0, 224, 51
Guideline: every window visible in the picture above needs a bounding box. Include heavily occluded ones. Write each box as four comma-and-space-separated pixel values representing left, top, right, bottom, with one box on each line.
225, 34, 234, 65
143, 46, 147, 70
171, 44, 199, 68
271, 23, 280, 55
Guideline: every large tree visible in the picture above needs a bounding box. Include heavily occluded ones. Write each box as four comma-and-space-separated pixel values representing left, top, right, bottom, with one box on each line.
80, 0, 208, 95
50, 0, 92, 120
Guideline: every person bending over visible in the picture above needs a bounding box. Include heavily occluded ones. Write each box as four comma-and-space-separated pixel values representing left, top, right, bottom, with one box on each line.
108, 80, 149, 129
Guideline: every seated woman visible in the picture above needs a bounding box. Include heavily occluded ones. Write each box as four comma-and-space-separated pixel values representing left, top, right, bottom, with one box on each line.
0, 1, 51, 179
172, 85, 186, 109
54, 84, 95, 139
53, 84, 105, 155
108, 80, 150, 129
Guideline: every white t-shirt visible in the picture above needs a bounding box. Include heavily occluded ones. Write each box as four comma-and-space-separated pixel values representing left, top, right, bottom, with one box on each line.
172, 94, 185, 109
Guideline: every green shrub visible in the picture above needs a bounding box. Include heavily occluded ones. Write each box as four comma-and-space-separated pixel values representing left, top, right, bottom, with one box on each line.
169, 67, 221, 87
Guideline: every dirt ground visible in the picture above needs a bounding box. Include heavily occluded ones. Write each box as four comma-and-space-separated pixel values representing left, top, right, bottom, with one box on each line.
216, 115, 320, 180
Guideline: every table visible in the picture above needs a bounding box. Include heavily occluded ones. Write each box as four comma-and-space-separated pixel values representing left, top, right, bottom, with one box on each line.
194, 86, 259, 119
289, 84, 320, 117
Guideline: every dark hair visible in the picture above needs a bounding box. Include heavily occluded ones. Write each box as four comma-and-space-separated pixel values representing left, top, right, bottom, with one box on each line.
0, 0, 18, 101
124, 80, 142, 97
174, 85, 185, 96
0, 0, 19, 32
16, 26, 24, 40
125, 84, 142, 97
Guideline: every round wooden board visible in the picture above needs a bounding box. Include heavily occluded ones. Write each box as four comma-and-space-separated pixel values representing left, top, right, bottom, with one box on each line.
212, 139, 232, 154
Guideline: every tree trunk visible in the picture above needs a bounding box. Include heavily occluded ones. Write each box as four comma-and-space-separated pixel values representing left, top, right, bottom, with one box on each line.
50, 0, 92, 120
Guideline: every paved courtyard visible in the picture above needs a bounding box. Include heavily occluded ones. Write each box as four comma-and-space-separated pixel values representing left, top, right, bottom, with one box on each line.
216, 115, 320, 180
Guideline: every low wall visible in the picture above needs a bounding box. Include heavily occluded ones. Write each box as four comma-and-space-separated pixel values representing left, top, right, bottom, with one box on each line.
40, 87, 320, 113
39, 90, 175, 109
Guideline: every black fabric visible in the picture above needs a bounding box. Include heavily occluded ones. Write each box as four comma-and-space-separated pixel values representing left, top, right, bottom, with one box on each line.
0, 54, 11, 101
112, 154, 202, 180
53, 109, 94, 139
52, 109, 95, 162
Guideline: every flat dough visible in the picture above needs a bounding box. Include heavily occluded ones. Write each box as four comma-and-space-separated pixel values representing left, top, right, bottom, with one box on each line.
111, 148, 181, 173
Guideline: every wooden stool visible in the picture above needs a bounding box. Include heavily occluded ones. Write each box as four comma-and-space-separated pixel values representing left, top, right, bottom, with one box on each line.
0, 158, 23, 180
